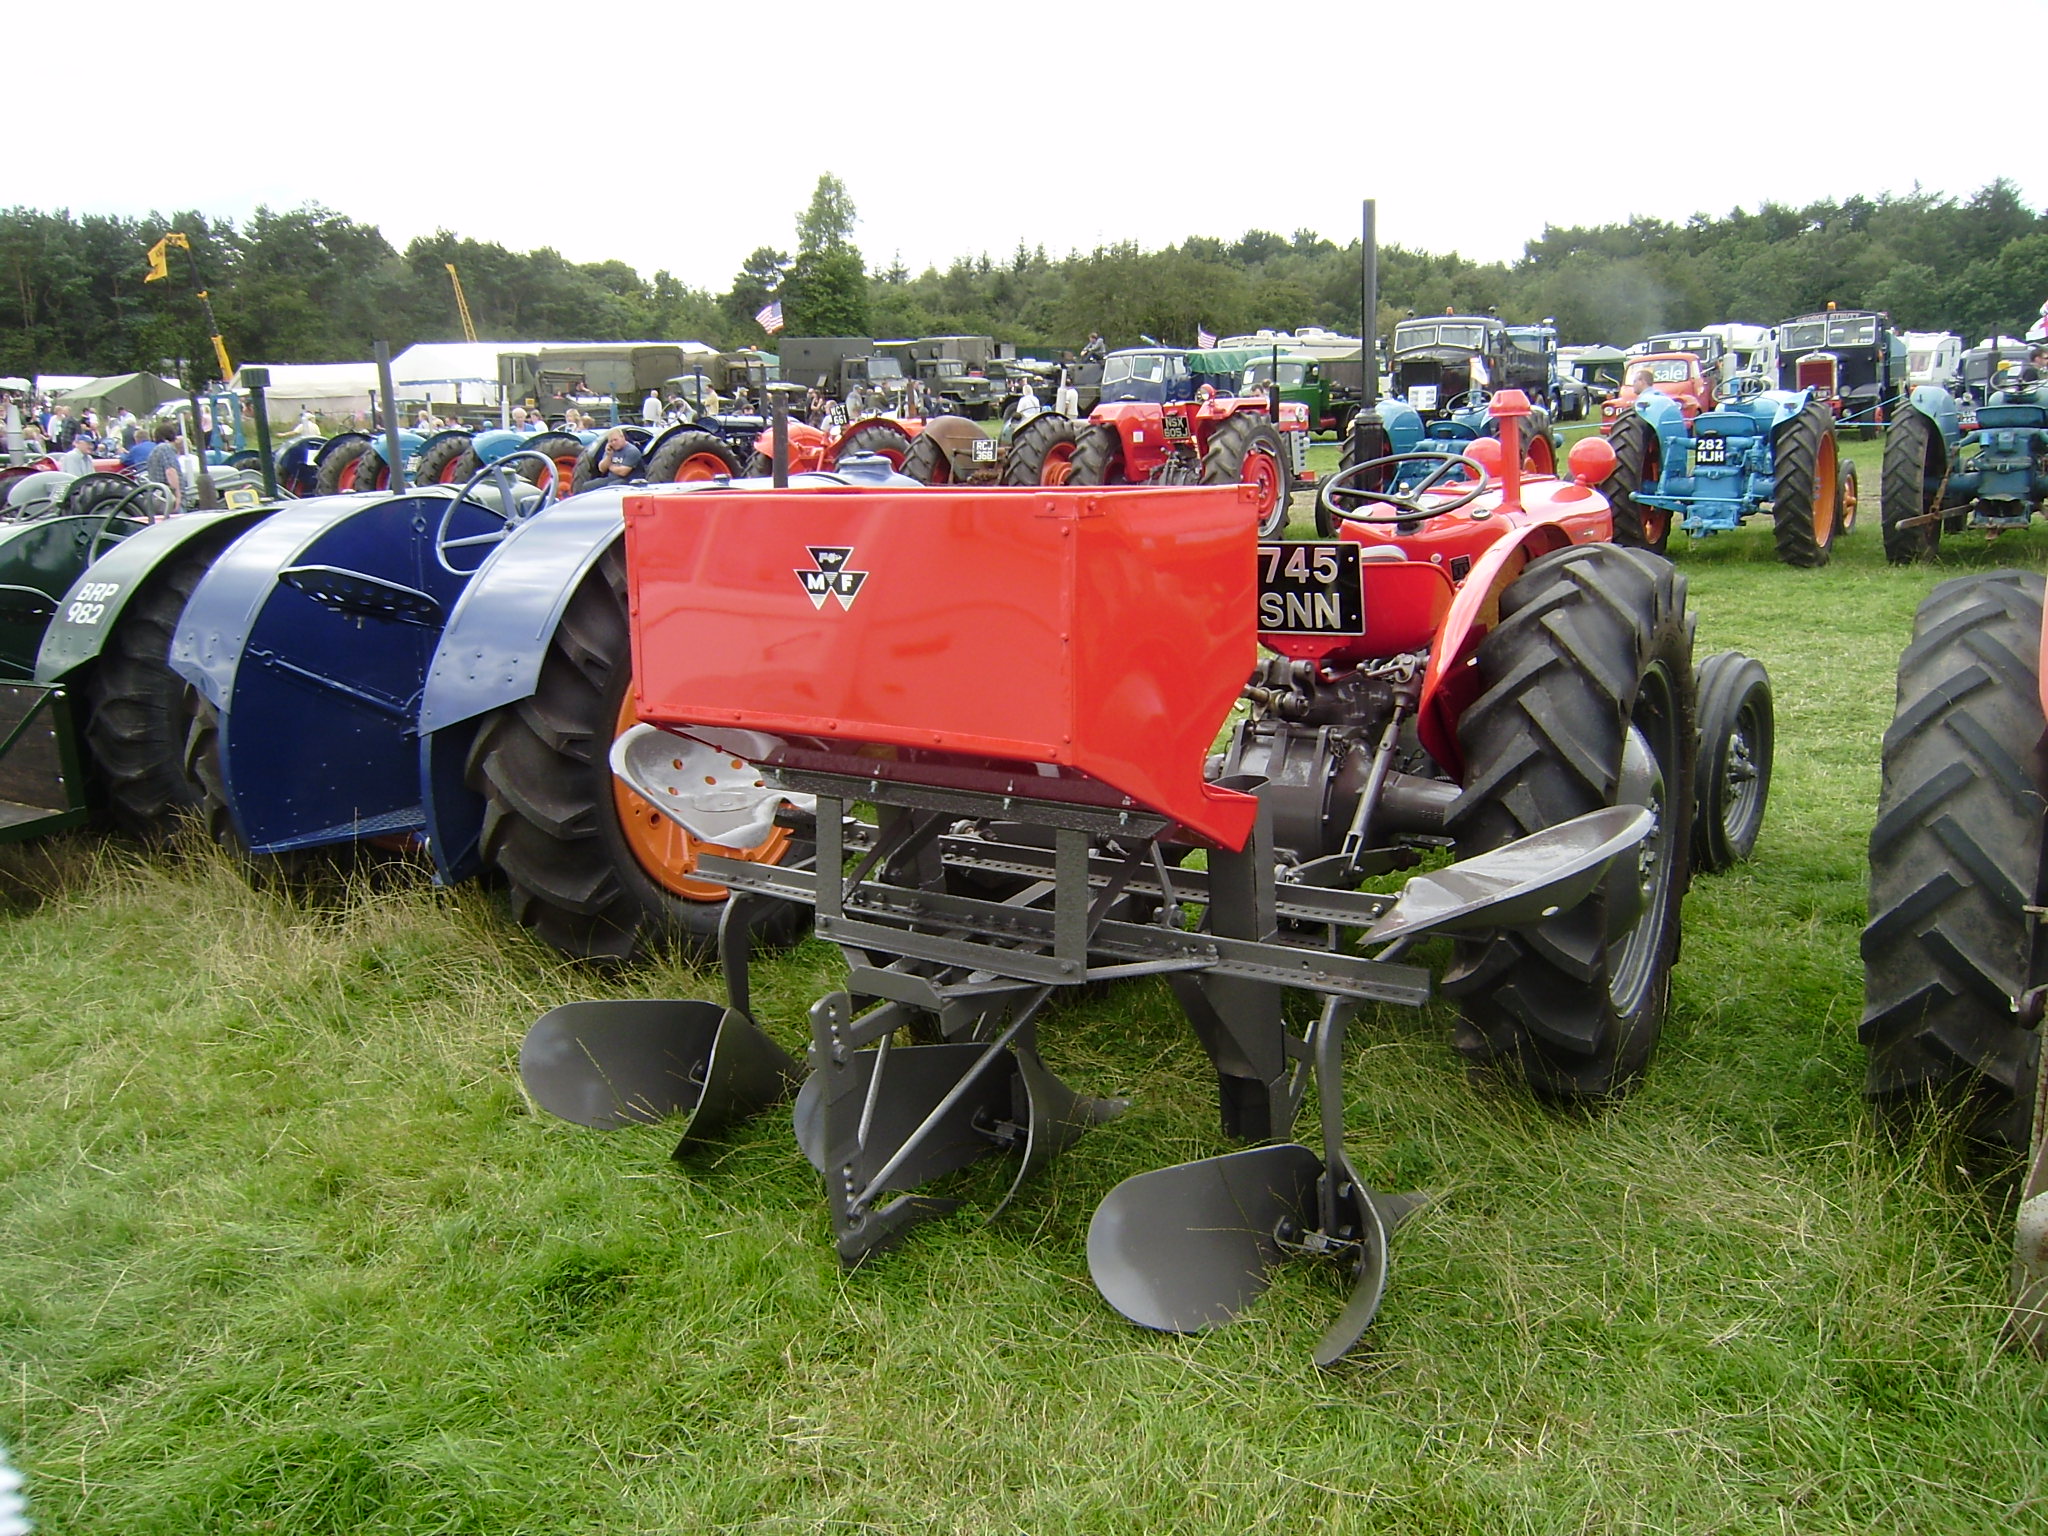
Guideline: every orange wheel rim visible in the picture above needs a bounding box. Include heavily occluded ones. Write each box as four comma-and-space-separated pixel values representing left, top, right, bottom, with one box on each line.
1244, 447, 1280, 517
1041, 443, 1076, 485
673, 452, 729, 482
1814, 434, 1838, 543
610, 691, 792, 901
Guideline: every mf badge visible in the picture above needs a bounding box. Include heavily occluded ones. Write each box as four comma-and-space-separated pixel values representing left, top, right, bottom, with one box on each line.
797, 546, 869, 610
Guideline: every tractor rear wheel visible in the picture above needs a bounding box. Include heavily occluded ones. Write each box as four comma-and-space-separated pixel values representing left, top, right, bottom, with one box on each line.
1443, 543, 1695, 1100
1067, 424, 1128, 486
569, 439, 607, 495
1861, 570, 2045, 1151
1881, 407, 1942, 564
1771, 403, 1839, 567
1001, 415, 1085, 486
1689, 650, 1772, 873
900, 433, 954, 485
647, 431, 740, 483
61, 473, 139, 518
314, 438, 371, 496
743, 452, 773, 477
467, 541, 807, 961
1201, 416, 1292, 537
413, 435, 473, 486
522, 433, 584, 498
83, 545, 217, 837
1601, 411, 1668, 554
835, 422, 913, 470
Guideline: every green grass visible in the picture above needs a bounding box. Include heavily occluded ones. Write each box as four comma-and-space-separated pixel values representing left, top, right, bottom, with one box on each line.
8, 438, 2048, 1533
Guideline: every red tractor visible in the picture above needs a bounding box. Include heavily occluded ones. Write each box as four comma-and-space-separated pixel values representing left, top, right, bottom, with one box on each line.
520, 391, 1770, 1364
1067, 392, 1314, 536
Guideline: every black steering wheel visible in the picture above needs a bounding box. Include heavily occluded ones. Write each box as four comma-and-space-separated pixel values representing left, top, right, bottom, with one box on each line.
1714, 374, 1766, 403
436, 448, 558, 574
1318, 451, 1492, 526
1439, 388, 1490, 415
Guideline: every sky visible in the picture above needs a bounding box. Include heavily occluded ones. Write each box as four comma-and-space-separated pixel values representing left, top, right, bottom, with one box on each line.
17, 0, 2047, 298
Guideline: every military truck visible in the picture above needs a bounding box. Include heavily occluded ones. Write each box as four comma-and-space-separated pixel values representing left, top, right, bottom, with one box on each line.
779, 336, 909, 406
876, 337, 1011, 419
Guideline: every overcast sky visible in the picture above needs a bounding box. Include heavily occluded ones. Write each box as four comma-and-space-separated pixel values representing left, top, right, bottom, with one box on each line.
18, 1, 2045, 298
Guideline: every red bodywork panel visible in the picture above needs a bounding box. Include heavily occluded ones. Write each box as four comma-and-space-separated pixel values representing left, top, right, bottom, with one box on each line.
1091, 396, 1307, 480
624, 481, 1263, 851
1255, 406, 1614, 777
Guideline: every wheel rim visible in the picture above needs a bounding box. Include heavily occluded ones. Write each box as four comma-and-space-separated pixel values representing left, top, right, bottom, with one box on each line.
1840, 467, 1859, 531
609, 691, 792, 902
1812, 432, 1838, 544
1244, 445, 1283, 533
1607, 663, 1680, 1016
1720, 695, 1767, 848
1644, 509, 1670, 546
1525, 435, 1556, 475
672, 451, 729, 482
337, 457, 359, 492
1038, 441, 1078, 485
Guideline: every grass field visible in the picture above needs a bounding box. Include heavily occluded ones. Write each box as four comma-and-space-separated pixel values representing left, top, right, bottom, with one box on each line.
7, 435, 2048, 1533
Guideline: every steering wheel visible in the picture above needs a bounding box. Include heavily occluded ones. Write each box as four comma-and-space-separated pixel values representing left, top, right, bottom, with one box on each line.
436, 447, 558, 575
1317, 451, 1492, 526
80, 480, 172, 565
1439, 388, 1490, 415
1714, 374, 1766, 404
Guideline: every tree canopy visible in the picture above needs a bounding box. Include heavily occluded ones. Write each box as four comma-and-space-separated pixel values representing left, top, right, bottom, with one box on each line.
3, 181, 2043, 381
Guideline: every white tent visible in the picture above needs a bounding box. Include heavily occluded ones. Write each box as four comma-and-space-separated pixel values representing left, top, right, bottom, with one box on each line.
235, 362, 379, 420
35, 374, 93, 397
389, 341, 545, 407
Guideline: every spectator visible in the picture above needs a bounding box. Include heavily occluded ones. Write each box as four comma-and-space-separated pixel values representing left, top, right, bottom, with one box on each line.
1081, 333, 1107, 363
288, 407, 320, 437
510, 406, 532, 432
143, 420, 185, 508
120, 433, 154, 472
59, 432, 96, 478
641, 390, 662, 426
598, 428, 642, 481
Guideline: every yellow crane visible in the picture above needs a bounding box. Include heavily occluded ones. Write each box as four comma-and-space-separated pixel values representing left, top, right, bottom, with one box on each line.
446, 263, 478, 344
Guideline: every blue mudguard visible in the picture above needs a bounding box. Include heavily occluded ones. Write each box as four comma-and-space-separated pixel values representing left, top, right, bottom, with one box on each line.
418, 485, 631, 883
170, 488, 518, 854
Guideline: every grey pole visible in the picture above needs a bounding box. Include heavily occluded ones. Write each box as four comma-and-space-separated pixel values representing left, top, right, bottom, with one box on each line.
374, 341, 408, 493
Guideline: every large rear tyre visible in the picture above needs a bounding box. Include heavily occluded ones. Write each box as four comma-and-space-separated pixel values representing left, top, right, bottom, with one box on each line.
1861, 570, 2045, 1151
413, 434, 473, 486
647, 431, 741, 483
522, 433, 584, 498
82, 545, 219, 837
313, 437, 371, 496
1689, 650, 1772, 873
466, 542, 806, 961
1601, 411, 1668, 555
1881, 407, 1943, 564
835, 422, 913, 470
1444, 543, 1695, 1099
1201, 415, 1292, 538
61, 473, 139, 518
899, 432, 954, 485
999, 414, 1084, 485
1771, 403, 1839, 568
1066, 424, 1128, 486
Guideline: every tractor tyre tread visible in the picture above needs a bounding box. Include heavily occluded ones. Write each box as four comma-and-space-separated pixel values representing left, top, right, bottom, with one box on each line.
1771, 403, 1837, 568
1442, 543, 1695, 1099
1200, 414, 1292, 537
1000, 414, 1085, 486
1881, 407, 1942, 564
1689, 650, 1773, 873
413, 434, 473, 487
313, 438, 371, 497
835, 422, 913, 469
899, 432, 951, 485
1602, 411, 1668, 555
1066, 423, 1126, 486
1860, 569, 2046, 1150
646, 431, 741, 484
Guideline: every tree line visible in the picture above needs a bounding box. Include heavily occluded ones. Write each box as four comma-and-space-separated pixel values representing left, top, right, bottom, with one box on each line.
2, 176, 2042, 385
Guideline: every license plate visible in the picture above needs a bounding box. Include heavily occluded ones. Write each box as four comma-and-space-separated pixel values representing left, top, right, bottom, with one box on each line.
1693, 436, 1728, 467
1256, 542, 1363, 635
1162, 412, 1193, 442
970, 437, 998, 463
1407, 385, 1438, 411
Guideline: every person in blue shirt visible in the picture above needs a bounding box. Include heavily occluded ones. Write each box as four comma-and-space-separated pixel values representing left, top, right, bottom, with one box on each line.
121, 435, 155, 472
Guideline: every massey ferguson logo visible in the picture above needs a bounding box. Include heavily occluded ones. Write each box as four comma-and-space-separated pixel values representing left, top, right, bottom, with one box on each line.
797, 546, 869, 610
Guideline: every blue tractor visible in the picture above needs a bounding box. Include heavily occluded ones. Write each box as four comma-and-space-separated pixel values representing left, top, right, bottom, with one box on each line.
1881, 367, 2048, 563
1601, 381, 1850, 567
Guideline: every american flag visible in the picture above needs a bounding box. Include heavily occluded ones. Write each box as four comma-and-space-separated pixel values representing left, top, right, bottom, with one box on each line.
755, 300, 785, 335
1197, 327, 1217, 348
